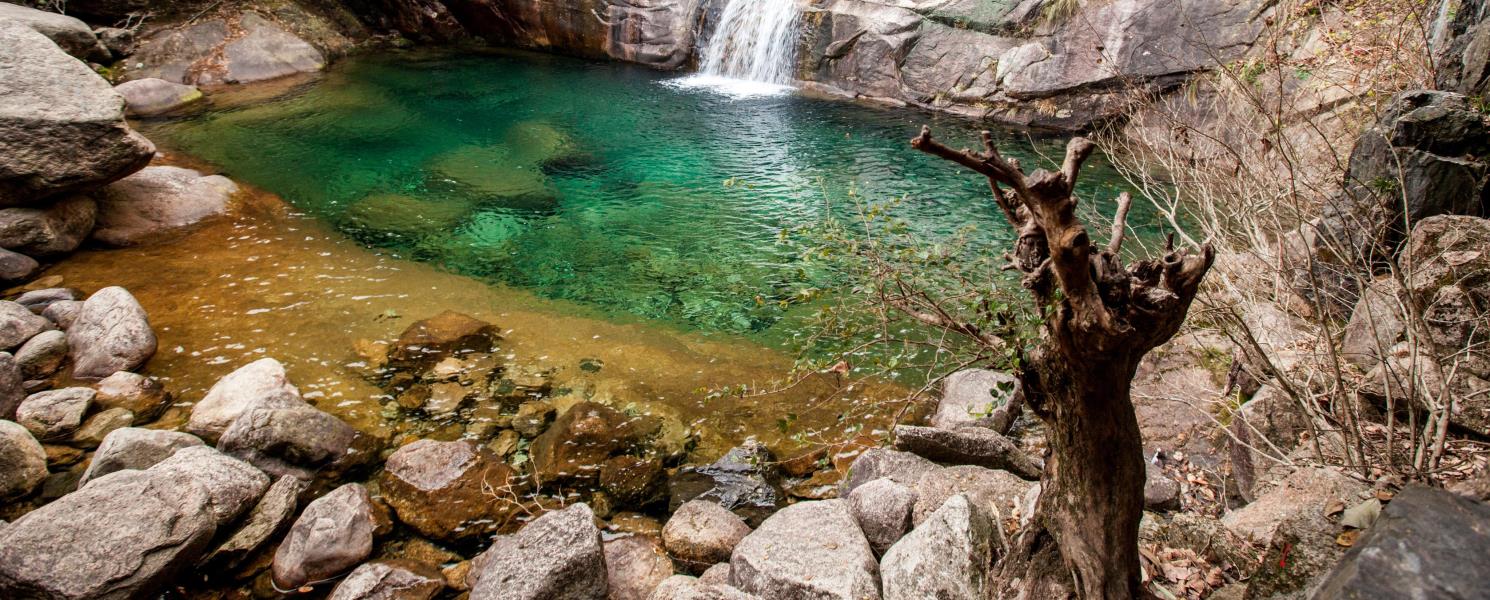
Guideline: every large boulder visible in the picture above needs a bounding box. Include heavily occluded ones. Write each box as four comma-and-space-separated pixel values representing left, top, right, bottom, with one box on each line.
1223, 467, 1370, 599
605, 536, 674, 600
467, 503, 608, 600
14, 387, 93, 441
0, 248, 39, 284
91, 166, 237, 246
0, 300, 52, 351
728, 500, 880, 600
911, 465, 1034, 529
186, 357, 305, 442
880, 494, 996, 600
0, 20, 153, 206
78, 426, 204, 486
662, 499, 752, 573
932, 369, 1020, 429
379, 439, 521, 542
1314, 486, 1490, 599
126, 13, 324, 85
0, 446, 265, 599
1227, 385, 1312, 501
15, 328, 67, 379
0, 419, 46, 500
839, 447, 937, 496
0, 195, 97, 258
273, 483, 386, 590
65, 286, 157, 380
113, 79, 204, 117
0, 3, 110, 63
218, 404, 366, 482
845, 477, 916, 557
327, 559, 446, 600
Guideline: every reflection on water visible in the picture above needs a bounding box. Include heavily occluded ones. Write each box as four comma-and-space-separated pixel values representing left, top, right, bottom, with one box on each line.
139, 49, 1154, 340
46, 184, 906, 457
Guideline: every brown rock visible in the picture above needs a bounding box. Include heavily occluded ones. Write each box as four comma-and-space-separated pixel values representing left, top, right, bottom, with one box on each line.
530, 401, 641, 484
93, 371, 170, 421
380, 439, 522, 541
600, 455, 664, 507
387, 311, 499, 373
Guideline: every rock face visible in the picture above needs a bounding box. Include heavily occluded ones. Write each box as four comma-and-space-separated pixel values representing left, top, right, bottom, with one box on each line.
0, 446, 266, 600
92, 166, 237, 246
0, 195, 97, 258
0, 419, 46, 500
846, 477, 916, 557
933, 369, 1019, 429
1227, 385, 1311, 501
468, 503, 607, 600
327, 559, 446, 600
604, 536, 674, 600
15, 387, 93, 440
728, 500, 880, 600
65, 287, 157, 380
113, 79, 204, 117
662, 500, 753, 573
127, 13, 325, 85
187, 357, 304, 442
0, 3, 111, 63
380, 439, 521, 541
1314, 486, 1490, 600
880, 494, 995, 600
273, 483, 384, 590
0, 20, 154, 206
78, 426, 204, 486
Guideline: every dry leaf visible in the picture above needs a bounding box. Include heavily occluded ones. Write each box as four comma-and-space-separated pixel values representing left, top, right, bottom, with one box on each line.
1376, 489, 1396, 502
1324, 499, 1346, 517
1336, 530, 1361, 547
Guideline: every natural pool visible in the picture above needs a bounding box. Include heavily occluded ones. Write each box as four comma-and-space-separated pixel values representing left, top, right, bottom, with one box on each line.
139, 49, 1156, 342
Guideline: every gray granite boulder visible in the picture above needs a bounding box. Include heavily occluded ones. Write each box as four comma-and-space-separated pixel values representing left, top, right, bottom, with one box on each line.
605, 536, 674, 600
728, 500, 880, 600
15, 329, 67, 379
0, 446, 265, 599
91, 166, 237, 246
662, 499, 752, 573
15, 387, 93, 440
0, 248, 39, 284
0, 419, 46, 500
0, 20, 153, 205
113, 79, 204, 117
0, 195, 97, 258
273, 483, 384, 590
646, 575, 762, 599
0, 299, 53, 351
327, 559, 445, 600
66, 286, 156, 379
127, 13, 324, 86
77, 426, 204, 487
468, 503, 607, 600
0, 3, 110, 63
186, 357, 305, 442
41, 300, 82, 330
933, 369, 1019, 429
881, 494, 995, 600
217, 404, 364, 482
846, 477, 916, 557
0, 353, 24, 419
838, 447, 937, 497
912, 465, 1035, 529
1314, 486, 1490, 600
15, 287, 81, 314
204, 475, 306, 569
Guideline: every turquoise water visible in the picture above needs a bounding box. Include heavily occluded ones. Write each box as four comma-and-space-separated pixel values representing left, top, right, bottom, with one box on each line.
143, 49, 1156, 337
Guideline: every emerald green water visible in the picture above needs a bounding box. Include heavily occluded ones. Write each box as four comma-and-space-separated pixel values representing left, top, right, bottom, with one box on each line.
144, 49, 1155, 338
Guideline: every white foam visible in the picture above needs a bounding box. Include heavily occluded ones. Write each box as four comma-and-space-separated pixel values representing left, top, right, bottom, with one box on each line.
666, 75, 795, 99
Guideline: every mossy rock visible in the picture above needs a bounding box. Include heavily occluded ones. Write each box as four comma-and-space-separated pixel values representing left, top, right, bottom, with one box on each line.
504, 121, 583, 166
427, 145, 559, 210
340, 193, 473, 240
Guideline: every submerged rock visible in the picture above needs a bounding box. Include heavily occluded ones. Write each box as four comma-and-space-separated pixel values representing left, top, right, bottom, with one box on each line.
0, 419, 46, 500
113, 78, 204, 117
728, 500, 880, 600
273, 483, 386, 591
0, 20, 153, 205
78, 426, 204, 487
66, 286, 156, 380
92, 371, 170, 420
380, 439, 521, 542
468, 503, 607, 600
341, 193, 473, 241
668, 441, 785, 527
69, 406, 133, 448
92, 166, 238, 246
662, 500, 752, 574
386, 311, 499, 374
531, 401, 644, 484
187, 357, 305, 442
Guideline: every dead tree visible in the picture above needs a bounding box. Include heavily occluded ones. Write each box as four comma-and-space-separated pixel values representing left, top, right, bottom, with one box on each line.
910, 127, 1214, 599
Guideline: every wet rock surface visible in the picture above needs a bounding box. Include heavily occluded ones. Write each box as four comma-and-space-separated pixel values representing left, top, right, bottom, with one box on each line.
668, 441, 785, 526
380, 438, 521, 542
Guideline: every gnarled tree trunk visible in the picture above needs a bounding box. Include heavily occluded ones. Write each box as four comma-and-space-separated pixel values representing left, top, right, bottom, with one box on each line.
911, 127, 1214, 599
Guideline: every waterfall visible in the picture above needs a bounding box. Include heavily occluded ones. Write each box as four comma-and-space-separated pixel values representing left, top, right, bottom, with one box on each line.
675, 0, 801, 97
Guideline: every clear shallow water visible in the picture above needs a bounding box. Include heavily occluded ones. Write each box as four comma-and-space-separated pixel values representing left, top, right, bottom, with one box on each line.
142, 49, 1154, 339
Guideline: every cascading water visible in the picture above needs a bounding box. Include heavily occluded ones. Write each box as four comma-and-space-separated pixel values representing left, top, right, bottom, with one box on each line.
675, 0, 801, 97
